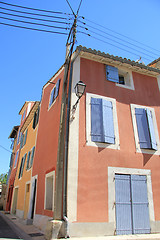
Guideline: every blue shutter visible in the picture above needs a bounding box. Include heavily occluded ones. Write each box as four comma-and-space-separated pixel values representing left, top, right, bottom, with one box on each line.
102, 99, 115, 144
131, 175, 150, 234
146, 109, 157, 150
106, 65, 119, 83
115, 174, 132, 235
135, 108, 151, 149
91, 98, 103, 142
54, 79, 60, 99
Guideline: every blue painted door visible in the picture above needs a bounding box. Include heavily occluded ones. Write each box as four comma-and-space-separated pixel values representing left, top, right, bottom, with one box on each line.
115, 174, 150, 235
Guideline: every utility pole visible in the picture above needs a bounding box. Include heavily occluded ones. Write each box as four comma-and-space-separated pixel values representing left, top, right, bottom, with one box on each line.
53, 16, 77, 221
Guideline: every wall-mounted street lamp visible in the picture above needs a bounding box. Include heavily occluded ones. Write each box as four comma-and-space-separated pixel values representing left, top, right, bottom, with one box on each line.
73, 80, 86, 110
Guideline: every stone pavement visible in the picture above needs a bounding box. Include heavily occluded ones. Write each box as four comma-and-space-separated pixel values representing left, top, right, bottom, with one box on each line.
1, 211, 160, 240
0, 211, 45, 240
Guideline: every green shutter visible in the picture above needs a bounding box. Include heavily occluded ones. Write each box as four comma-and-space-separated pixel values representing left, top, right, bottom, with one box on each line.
26, 151, 31, 170
20, 153, 27, 178
30, 146, 35, 168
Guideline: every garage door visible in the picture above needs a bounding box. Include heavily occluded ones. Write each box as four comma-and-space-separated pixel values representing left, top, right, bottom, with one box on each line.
115, 174, 150, 235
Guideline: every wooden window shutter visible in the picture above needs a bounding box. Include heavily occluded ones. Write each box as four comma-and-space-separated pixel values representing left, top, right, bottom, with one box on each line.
91, 98, 103, 142
102, 99, 115, 144
135, 108, 151, 149
146, 109, 157, 150
30, 146, 35, 168
26, 151, 31, 170
106, 65, 119, 83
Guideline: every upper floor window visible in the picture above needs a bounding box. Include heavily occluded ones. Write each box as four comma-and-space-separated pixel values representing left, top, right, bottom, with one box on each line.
86, 93, 120, 149
49, 79, 61, 108
14, 150, 19, 168
26, 146, 35, 170
106, 65, 134, 90
33, 106, 40, 129
18, 153, 27, 179
131, 104, 160, 154
20, 129, 28, 149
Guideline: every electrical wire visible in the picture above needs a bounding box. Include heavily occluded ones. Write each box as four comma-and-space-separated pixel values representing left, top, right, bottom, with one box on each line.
77, 20, 160, 58
0, 1, 71, 15
65, 0, 75, 16
76, 0, 83, 15
0, 16, 70, 30
0, 10, 71, 25
78, 26, 157, 60
0, 21, 68, 35
80, 17, 160, 55
0, 6, 69, 20
77, 31, 153, 62
0, 144, 12, 153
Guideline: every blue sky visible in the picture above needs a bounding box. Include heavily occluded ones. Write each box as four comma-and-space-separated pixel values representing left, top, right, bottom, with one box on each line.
0, 0, 160, 174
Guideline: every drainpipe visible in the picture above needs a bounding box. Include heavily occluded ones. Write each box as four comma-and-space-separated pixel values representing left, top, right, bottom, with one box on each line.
62, 50, 80, 238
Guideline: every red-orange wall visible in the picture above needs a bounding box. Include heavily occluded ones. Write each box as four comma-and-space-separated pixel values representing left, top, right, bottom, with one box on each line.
76, 58, 160, 222
32, 70, 64, 217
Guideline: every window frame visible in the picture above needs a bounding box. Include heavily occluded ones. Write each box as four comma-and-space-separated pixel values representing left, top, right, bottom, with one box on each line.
131, 104, 160, 154
14, 150, 19, 168
48, 79, 61, 110
106, 65, 134, 90
44, 171, 55, 211
86, 93, 120, 149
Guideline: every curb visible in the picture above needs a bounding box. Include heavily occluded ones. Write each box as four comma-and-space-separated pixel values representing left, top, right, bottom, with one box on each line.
0, 211, 32, 240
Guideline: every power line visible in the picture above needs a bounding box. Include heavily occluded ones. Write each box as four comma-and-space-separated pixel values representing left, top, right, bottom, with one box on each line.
0, 21, 68, 35
0, 16, 70, 30
77, 31, 153, 62
0, 144, 12, 153
76, 0, 83, 15
0, 10, 70, 25
65, 0, 75, 16
80, 17, 160, 55
0, 1, 71, 15
0, 6, 69, 20
78, 27, 157, 60
77, 20, 160, 58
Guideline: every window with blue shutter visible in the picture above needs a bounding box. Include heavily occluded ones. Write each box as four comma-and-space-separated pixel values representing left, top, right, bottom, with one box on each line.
49, 79, 61, 108
106, 65, 119, 83
135, 108, 157, 150
91, 97, 115, 144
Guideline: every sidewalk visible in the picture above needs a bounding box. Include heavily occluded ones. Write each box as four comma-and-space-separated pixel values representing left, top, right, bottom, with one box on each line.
0, 211, 45, 240
1, 211, 160, 240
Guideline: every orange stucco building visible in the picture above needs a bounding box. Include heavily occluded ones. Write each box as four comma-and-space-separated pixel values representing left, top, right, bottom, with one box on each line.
7, 101, 39, 222
7, 46, 160, 238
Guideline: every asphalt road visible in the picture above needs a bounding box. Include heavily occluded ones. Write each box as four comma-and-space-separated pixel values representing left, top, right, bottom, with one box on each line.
0, 214, 22, 239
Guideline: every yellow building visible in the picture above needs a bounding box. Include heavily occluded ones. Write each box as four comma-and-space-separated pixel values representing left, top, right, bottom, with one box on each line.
11, 101, 40, 222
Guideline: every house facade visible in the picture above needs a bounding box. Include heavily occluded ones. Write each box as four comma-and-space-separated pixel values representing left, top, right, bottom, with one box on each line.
6, 125, 19, 212
6, 46, 160, 238
12, 101, 39, 222
31, 69, 63, 231
6, 102, 35, 213
66, 46, 160, 237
